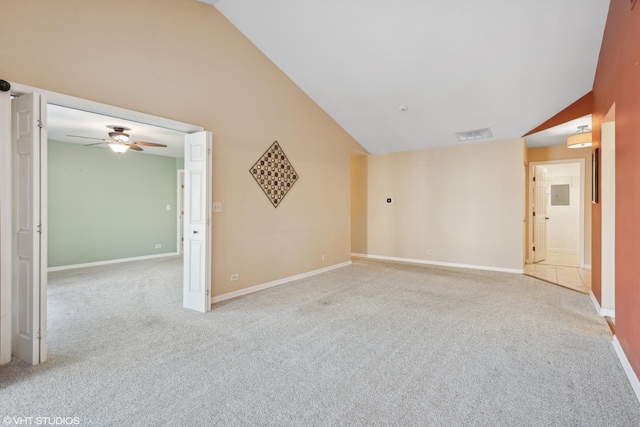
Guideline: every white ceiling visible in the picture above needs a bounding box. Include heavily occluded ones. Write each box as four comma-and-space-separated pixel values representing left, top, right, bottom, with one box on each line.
48, 104, 186, 158
201, 0, 609, 154
525, 114, 592, 149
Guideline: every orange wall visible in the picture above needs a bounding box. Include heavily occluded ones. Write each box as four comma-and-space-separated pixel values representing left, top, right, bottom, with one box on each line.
593, 0, 640, 377
523, 92, 593, 137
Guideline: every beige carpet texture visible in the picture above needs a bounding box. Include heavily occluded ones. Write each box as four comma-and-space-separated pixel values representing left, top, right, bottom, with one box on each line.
1, 256, 639, 426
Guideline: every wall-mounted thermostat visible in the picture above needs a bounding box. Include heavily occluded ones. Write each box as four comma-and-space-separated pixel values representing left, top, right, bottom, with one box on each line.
386, 197, 393, 204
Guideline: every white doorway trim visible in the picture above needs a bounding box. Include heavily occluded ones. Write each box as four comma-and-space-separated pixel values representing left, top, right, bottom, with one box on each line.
601, 120, 616, 316
8, 82, 200, 133
527, 159, 586, 268
0, 80, 204, 365
177, 169, 185, 254
0, 90, 12, 364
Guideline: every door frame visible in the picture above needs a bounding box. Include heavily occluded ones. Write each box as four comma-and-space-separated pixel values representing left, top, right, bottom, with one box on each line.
0, 80, 204, 365
0, 90, 12, 364
177, 169, 185, 254
527, 159, 586, 267
532, 165, 549, 263
600, 119, 616, 316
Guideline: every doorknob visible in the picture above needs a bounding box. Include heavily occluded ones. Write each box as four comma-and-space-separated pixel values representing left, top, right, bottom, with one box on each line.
193, 230, 199, 234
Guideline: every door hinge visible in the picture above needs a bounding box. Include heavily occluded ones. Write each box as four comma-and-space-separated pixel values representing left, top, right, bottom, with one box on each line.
206, 289, 210, 296
533, 176, 536, 182
532, 212, 535, 217
36, 224, 42, 233
181, 185, 184, 189
207, 218, 210, 225
533, 246, 536, 252
36, 330, 42, 340
37, 119, 43, 129
207, 148, 211, 155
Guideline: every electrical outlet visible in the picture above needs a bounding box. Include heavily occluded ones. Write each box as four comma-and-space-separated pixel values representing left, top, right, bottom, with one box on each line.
322, 254, 328, 260
213, 202, 222, 212
230, 274, 239, 281
166, 204, 171, 211
155, 244, 162, 249
428, 249, 434, 255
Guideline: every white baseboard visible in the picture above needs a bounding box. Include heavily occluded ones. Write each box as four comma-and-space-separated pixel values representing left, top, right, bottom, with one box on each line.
211, 261, 352, 304
588, 292, 615, 318
581, 263, 592, 270
589, 292, 602, 315
47, 252, 181, 272
600, 308, 615, 318
548, 248, 579, 254
351, 253, 523, 274
612, 336, 640, 404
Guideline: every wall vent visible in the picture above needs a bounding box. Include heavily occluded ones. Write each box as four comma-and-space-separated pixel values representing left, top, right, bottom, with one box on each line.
455, 127, 493, 142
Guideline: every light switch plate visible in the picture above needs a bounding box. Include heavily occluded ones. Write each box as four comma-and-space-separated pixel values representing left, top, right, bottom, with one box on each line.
213, 202, 222, 212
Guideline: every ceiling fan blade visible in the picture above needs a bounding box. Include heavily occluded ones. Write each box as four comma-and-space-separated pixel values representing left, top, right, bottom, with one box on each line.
84, 142, 109, 146
127, 144, 143, 151
131, 141, 167, 147
67, 134, 106, 141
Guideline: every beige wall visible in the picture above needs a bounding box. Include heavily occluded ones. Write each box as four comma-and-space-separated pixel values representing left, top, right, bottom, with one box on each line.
526, 144, 592, 265
353, 138, 525, 271
350, 155, 368, 254
0, 0, 366, 297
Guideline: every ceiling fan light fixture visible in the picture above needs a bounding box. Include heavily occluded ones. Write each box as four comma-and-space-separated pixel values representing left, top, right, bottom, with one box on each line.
109, 143, 129, 154
567, 125, 592, 149
109, 131, 130, 143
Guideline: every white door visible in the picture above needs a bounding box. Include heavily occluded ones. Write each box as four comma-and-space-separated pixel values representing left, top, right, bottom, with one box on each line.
179, 170, 185, 254
183, 132, 212, 312
11, 92, 47, 364
533, 166, 548, 263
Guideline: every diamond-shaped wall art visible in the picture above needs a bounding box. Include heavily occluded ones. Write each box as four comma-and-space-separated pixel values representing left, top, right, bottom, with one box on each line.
249, 141, 299, 208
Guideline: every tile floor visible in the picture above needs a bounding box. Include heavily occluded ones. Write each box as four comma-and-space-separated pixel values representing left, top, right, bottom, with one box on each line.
525, 250, 591, 294
537, 251, 580, 268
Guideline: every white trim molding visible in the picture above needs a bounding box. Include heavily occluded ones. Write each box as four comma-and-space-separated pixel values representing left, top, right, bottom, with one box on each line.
0, 90, 12, 365
581, 263, 592, 270
47, 252, 181, 272
589, 292, 602, 315
612, 336, 640, 404
589, 292, 615, 318
351, 253, 523, 274
211, 261, 352, 304
547, 248, 580, 254
600, 308, 615, 318
9, 82, 203, 134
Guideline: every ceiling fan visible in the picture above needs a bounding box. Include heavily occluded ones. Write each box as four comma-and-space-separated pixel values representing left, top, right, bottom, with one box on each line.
67, 126, 168, 153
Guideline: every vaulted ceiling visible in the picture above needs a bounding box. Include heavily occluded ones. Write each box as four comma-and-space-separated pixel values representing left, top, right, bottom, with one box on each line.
200, 0, 609, 154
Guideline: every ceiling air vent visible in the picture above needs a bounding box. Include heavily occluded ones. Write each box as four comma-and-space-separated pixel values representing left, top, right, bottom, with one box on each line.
455, 127, 493, 142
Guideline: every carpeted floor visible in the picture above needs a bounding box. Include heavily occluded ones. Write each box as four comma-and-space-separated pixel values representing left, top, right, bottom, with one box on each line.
1, 256, 639, 426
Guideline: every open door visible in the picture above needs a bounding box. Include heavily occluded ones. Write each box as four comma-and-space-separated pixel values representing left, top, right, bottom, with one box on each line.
183, 132, 212, 313
533, 165, 548, 263
11, 92, 47, 364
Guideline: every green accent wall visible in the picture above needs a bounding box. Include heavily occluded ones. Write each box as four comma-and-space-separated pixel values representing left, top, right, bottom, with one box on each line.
48, 140, 182, 267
